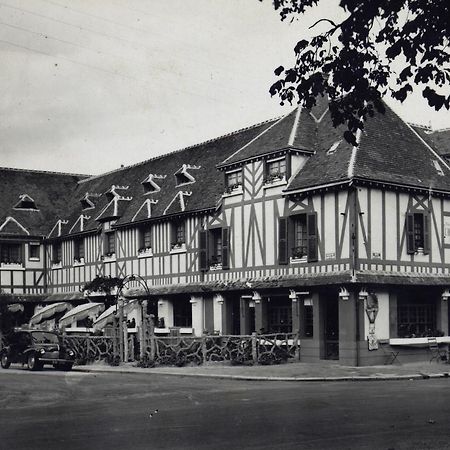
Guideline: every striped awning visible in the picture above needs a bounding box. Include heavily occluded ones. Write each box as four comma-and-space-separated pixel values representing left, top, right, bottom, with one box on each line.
58, 302, 105, 328
29, 302, 72, 325
93, 301, 138, 330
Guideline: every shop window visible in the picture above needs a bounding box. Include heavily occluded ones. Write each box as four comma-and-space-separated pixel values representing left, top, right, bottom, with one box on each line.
278, 213, 318, 264
1, 243, 22, 264
199, 227, 230, 271
173, 298, 192, 327
267, 298, 292, 333
225, 169, 243, 194
406, 212, 429, 254
397, 300, 436, 337
52, 242, 62, 264
264, 157, 286, 184
29, 243, 40, 261
74, 238, 85, 262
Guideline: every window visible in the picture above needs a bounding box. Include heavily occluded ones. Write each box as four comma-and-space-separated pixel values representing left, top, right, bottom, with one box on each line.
29, 243, 40, 260
304, 304, 313, 337
397, 300, 436, 338
74, 238, 85, 262
171, 220, 185, 249
210, 229, 222, 265
267, 298, 292, 333
1, 243, 22, 264
138, 226, 152, 252
173, 298, 192, 327
292, 215, 307, 259
199, 227, 230, 271
104, 232, 115, 256
278, 213, 318, 265
225, 170, 243, 193
14, 194, 38, 210
52, 242, 62, 264
265, 158, 286, 183
406, 212, 429, 254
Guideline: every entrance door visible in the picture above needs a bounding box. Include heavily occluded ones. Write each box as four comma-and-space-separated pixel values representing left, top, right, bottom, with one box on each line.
231, 298, 241, 335
324, 300, 339, 360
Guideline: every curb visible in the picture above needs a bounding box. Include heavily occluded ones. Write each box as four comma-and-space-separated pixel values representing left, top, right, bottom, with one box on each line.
72, 366, 450, 382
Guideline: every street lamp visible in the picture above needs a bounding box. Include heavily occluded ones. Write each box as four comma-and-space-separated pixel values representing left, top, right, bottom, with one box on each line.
115, 274, 151, 363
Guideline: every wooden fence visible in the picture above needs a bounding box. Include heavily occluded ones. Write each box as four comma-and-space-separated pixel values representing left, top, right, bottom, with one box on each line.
63, 332, 300, 366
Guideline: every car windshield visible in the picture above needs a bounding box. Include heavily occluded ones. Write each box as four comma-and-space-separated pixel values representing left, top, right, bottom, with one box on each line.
31, 332, 59, 344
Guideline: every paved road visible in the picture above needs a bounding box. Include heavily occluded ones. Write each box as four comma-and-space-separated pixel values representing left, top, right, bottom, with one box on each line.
1, 366, 450, 450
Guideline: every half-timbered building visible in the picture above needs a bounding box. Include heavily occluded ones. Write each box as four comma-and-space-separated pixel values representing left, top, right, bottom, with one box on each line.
1, 96, 450, 365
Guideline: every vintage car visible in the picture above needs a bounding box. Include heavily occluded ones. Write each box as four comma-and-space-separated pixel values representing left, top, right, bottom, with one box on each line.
0, 329, 75, 371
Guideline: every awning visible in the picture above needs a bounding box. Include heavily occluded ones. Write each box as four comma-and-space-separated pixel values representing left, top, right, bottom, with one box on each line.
58, 302, 105, 328
93, 301, 138, 330
29, 302, 72, 325
44, 292, 87, 302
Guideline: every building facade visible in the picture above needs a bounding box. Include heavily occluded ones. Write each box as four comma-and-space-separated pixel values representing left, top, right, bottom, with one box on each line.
1, 97, 450, 365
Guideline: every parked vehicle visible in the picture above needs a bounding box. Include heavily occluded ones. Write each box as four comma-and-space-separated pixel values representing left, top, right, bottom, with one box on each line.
0, 329, 75, 371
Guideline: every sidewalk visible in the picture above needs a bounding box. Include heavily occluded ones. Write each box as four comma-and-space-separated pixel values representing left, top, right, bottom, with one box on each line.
72, 360, 450, 382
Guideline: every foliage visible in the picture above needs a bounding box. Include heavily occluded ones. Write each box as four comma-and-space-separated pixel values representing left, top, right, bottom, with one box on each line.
82, 275, 123, 295
266, 0, 449, 145
136, 354, 155, 368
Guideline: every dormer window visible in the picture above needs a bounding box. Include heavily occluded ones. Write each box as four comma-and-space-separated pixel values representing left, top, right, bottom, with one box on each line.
174, 164, 200, 187
80, 193, 98, 210
14, 194, 38, 210
141, 174, 165, 194
225, 169, 243, 194
264, 157, 286, 184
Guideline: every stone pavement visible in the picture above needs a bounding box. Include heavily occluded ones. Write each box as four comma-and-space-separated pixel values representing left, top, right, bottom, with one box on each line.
73, 359, 450, 382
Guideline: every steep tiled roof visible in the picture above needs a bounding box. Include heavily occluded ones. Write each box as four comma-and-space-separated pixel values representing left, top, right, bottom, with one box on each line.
218, 95, 330, 168
285, 108, 354, 191
285, 100, 450, 193
0, 168, 87, 237
411, 126, 450, 157
58, 120, 274, 235
354, 107, 450, 191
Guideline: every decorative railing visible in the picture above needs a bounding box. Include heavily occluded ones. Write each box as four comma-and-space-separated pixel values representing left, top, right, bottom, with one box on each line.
62, 335, 117, 364
141, 333, 299, 366
60, 332, 299, 367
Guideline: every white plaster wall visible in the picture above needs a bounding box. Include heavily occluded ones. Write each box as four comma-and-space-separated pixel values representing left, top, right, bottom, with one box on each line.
158, 298, 173, 328
213, 294, 223, 333
190, 296, 204, 337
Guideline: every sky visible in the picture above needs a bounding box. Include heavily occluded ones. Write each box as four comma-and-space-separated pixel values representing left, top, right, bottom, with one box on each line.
1, 0, 449, 175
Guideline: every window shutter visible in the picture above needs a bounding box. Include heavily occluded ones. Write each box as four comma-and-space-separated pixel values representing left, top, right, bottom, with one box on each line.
406, 213, 415, 254
199, 229, 208, 271
423, 213, 430, 255
221, 227, 230, 270
19, 243, 24, 264
278, 217, 289, 265
285, 154, 292, 180
307, 212, 318, 262
262, 158, 268, 183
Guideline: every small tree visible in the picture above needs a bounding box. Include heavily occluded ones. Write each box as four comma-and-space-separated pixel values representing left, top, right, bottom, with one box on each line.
266, 0, 449, 144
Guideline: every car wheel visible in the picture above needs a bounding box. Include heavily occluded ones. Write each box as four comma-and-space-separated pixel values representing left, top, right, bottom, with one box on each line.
27, 353, 41, 371
1, 354, 11, 369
